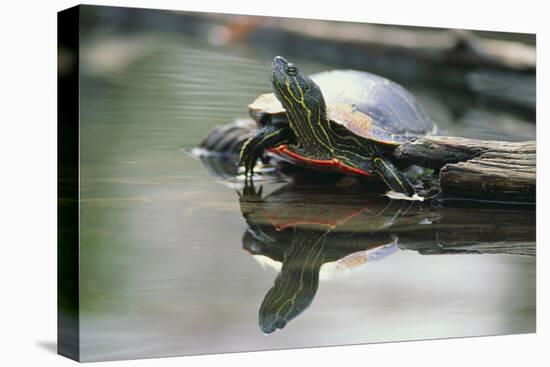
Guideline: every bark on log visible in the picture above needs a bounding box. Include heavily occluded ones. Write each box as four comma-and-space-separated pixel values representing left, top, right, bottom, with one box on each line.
394, 136, 536, 203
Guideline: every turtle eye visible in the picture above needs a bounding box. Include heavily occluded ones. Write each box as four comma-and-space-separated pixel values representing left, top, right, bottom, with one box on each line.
286, 64, 298, 76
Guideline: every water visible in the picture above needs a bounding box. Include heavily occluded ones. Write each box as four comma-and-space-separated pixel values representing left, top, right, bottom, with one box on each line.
77, 31, 535, 361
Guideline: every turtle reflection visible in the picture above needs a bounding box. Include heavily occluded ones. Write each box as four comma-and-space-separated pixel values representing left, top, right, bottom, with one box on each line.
238, 183, 436, 334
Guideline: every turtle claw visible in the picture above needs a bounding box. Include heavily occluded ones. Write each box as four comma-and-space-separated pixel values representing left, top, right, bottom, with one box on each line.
241, 155, 259, 182
239, 136, 263, 181
238, 125, 294, 182
372, 157, 416, 197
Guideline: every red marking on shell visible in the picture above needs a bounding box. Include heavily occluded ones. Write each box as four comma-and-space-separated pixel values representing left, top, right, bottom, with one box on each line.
268, 145, 373, 177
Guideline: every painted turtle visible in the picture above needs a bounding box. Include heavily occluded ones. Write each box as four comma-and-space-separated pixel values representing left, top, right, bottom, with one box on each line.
240, 56, 437, 196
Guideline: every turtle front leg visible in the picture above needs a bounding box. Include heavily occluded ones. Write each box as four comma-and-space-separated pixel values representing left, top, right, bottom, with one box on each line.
239, 125, 294, 180
372, 156, 416, 196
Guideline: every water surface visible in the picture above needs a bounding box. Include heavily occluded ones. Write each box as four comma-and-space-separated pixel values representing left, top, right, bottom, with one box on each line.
78, 31, 535, 361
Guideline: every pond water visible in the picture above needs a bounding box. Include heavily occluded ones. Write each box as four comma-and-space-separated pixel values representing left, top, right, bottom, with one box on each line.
77, 30, 535, 361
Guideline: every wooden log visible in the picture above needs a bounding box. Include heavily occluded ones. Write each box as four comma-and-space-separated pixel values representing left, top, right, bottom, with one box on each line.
394, 136, 536, 202
202, 14, 535, 72
197, 14, 535, 112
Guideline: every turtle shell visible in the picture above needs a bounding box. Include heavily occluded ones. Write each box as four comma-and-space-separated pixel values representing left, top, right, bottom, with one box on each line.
249, 70, 436, 145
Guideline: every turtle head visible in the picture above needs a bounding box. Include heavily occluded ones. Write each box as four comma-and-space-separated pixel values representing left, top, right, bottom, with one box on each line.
270, 56, 327, 118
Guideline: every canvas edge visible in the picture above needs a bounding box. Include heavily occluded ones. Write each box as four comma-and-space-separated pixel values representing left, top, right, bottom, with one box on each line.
57, 4, 81, 362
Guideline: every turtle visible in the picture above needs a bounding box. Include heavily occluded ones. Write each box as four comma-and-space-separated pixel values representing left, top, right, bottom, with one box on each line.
239, 56, 437, 196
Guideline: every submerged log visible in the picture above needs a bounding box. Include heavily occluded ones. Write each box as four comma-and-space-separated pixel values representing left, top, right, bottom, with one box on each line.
394, 136, 536, 203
